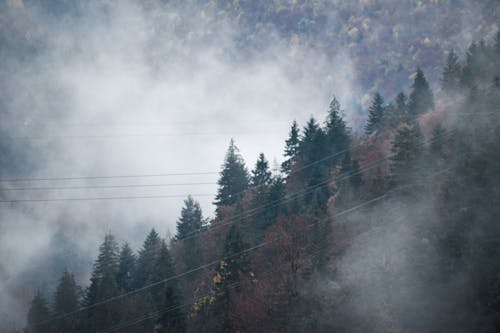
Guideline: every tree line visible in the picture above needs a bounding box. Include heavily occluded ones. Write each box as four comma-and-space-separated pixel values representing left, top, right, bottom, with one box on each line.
23, 31, 500, 333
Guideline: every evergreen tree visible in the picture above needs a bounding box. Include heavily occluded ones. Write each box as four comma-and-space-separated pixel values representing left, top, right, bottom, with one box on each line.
175, 196, 204, 278
133, 229, 161, 289
175, 196, 204, 241
408, 68, 434, 117
281, 120, 300, 174
441, 50, 461, 93
85, 233, 119, 306
251, 153, 272, 186
84, 233, 121, 332
298, 116, 329, 206
116, 243, 136, 292
26, 291, 51, 333
365, 92, 385, 135
324, 96, 349, 160
53, 269, 79, 333
214, 139, 250, 206
150, 240, 176, 306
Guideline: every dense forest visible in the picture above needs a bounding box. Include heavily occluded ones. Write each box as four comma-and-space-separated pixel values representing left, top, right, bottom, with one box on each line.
19, 32, 500, 333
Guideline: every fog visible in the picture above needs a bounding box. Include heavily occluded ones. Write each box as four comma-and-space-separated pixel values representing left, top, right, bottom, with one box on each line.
0, 1, 359, 327
1, 0, 498, 330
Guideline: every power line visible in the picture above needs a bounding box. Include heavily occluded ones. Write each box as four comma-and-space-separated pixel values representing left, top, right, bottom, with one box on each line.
0, 171, 219, 183
2, 181, 217, 191
0, 193, 214, 203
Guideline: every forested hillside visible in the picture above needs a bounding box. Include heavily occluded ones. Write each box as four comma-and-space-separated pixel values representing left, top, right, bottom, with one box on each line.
20, 33, 500, 333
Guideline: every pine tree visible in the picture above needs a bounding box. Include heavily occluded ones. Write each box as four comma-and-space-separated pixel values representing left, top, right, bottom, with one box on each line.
84, 233, 121, 332
298, 116, 329, 206
324, 96, 349, 160
26, 291, 51, 333
251, 153, 272, 186
300, 117, 322, 160
408, 68, 434, 117
175, 196, 204, 277
176, 196, 204, 241
133, 229, 161, 289
281, 120, 300, 174
53, 269, 79, 333
214, 139, 250, 206
441, 50, 461, 93
85, 233, 119, 306
365, 92, 385, 135
116, 243, 136, 292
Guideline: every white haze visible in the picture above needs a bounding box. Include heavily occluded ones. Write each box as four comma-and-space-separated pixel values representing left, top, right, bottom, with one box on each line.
0, 1, 359, 328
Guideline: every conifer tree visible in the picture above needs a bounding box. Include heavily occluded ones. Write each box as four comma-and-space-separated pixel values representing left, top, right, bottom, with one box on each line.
281, 120, 300, 174
116, 243, 136, 292
214, 139, 250, 206
175, 196, 205, 277
84, 233, 121, 332
26, 291, 51, 333
365, 92, 385, 135
408, 68, 434, 117
176, 196, 204, 241
54, 269, 79, 315
441, 50, 461, 93
133, 229, 161, 289
251, 153, 272, 186
325, 96, 349, 160
53, 269, 79, 333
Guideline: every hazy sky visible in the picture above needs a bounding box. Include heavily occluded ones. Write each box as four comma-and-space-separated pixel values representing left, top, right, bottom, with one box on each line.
1, 0, 498, 329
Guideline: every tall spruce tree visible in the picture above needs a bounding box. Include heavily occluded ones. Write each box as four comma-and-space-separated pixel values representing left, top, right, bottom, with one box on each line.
176, 196, 204, 240
116, 243, 136, 293
441, 50, 462, 93
175, 196, 204, 276
325, 96, 349, 160
251, 153, 272, 186
408, 68, 434, 117
84, 233, 121, 332
214, 139, 250, 206
365, 92, 385, 135
26, 291, 51, 333
281, 121, 300, 174
53, 269, 79, 333
133, 229, 161, 289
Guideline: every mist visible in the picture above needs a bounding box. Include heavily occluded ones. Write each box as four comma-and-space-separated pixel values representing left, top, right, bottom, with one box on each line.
1, 0, 499, 332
